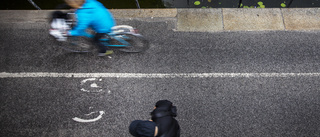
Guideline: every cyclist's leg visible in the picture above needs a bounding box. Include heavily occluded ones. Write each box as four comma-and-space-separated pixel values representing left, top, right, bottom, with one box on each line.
94, 33, 113, 56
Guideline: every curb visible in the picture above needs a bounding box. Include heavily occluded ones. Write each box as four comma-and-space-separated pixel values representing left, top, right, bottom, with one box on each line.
176, 8, 320, 31
0, 9, 319, 32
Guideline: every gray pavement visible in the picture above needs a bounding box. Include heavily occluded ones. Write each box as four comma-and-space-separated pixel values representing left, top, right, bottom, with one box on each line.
1, 10, 320, 137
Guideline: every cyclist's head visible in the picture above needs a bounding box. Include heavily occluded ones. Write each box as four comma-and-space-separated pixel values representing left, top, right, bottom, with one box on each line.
64, 0, 85, 8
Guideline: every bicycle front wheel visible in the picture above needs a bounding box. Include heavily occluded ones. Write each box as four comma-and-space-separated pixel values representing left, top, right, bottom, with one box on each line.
59, 36, 93, 53
112, 34, 149, 53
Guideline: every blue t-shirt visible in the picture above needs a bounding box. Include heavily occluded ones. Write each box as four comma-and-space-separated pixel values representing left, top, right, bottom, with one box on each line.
69, 0, 116, 36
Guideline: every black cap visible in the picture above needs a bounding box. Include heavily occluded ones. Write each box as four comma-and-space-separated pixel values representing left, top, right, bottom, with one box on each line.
129, 120, 156, 137
155, 100, 173, 110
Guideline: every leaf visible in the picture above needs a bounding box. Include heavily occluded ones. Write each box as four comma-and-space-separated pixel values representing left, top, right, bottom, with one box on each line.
257, 1, 265, 8
194, 1, 201, 5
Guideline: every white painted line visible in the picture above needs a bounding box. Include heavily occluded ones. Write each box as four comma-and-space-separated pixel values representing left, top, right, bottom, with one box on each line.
1, 72, 320, 78
72, 111, 105, 123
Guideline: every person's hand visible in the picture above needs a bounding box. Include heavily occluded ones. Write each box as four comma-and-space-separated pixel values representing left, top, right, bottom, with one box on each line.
61, 31, 69, 37
49, 29, 67, 41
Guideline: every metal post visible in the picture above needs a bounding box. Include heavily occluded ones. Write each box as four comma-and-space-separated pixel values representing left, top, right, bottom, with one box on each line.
27, 0, 41, 10
238, 0, 243, 8
287, 0, 293, 8
135, 0, 141, 9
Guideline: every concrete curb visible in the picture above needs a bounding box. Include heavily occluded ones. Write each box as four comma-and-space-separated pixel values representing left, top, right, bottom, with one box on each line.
0, 9, 319, 32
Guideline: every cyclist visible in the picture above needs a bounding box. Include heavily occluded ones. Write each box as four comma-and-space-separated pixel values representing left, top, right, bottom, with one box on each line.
64, 0, 116, 56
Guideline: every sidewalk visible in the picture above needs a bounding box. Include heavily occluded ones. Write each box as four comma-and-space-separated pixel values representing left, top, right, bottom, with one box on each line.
0, 8, 319, 32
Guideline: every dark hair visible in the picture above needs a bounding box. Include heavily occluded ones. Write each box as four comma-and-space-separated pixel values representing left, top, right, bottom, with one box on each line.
151, 100, 177, 118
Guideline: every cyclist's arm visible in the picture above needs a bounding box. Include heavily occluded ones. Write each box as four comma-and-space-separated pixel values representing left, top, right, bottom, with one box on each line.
68, 9, 91, 36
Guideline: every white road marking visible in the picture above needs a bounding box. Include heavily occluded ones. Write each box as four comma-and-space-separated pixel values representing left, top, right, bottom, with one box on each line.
80, 88, 90, 92
90, 83, 99, 88
1, 72, 320, 78
80, 78, 103, 92
81, 78, 96, 85
72, 111, 105, 123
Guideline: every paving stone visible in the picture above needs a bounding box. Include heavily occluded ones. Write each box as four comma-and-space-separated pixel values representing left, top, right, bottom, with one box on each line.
282, 8, 320, 30
110, 9, 177, 18
177, 9, 223, 32
223, 8, 285, 31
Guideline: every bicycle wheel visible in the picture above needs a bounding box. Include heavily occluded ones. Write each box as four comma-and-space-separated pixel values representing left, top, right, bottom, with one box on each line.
53, 36, 93, 53
111, 34, 149, 53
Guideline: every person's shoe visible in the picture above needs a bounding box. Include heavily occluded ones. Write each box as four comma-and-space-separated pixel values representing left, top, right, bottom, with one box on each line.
98, 50, 113, 56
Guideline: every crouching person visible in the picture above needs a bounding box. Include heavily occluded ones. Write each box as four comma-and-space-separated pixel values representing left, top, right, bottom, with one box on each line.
129, 100, 180, 137
151, 100, 180, 137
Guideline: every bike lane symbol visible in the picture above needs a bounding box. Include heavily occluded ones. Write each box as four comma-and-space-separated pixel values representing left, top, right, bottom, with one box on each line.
73, 78, 107, 123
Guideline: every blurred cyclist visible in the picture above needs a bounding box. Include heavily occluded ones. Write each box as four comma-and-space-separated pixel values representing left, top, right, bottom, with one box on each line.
64, 0, 116, 56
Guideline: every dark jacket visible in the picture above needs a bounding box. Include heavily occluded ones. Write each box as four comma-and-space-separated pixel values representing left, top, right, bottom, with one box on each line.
151, 100, 180, 137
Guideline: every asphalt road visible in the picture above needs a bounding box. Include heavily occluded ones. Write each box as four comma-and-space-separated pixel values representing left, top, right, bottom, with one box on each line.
1, 18, 320, 136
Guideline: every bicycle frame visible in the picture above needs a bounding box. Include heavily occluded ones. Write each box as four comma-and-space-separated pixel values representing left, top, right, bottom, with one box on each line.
80, 26, 139, 48
101, 34, 131, 47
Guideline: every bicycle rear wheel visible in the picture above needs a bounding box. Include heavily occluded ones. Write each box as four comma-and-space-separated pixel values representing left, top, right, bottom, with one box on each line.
111, 34, 149, 53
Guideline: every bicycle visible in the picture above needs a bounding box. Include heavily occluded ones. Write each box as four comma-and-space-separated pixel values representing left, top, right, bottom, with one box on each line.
49, 12, 149, 53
